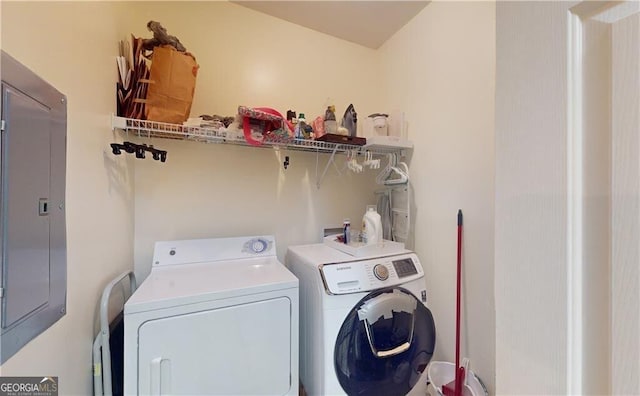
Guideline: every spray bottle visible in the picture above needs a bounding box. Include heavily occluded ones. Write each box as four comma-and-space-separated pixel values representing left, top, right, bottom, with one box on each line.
343, 219, 351, 245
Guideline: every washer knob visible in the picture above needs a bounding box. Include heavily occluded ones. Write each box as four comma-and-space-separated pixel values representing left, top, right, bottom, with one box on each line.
373, 264, 389, 281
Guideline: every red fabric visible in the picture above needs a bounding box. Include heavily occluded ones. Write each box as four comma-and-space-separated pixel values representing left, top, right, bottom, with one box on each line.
238, 106, 293, 146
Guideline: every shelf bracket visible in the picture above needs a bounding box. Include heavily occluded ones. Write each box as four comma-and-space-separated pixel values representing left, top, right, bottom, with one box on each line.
316, 145, 341, 189
111, 113, 127, 131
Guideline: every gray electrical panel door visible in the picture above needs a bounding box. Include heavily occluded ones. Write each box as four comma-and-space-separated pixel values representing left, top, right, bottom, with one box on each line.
0, 50, 67, 364
2, 86, 52, 328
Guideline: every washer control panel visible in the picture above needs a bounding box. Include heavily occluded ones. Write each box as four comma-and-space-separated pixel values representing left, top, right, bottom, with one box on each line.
392, 257, 419, 278
373, 264, 389, 281
320, 253, 423, 294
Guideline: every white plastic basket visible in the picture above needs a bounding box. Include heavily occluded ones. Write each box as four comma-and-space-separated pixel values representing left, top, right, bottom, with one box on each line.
427, 361, 488, 396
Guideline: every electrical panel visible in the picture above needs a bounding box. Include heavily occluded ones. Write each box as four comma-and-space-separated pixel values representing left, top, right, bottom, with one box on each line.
0, 51, 67, 363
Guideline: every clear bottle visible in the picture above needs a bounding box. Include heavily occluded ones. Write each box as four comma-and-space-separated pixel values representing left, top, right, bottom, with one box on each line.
299, 113, 312, 139
295, 113, 309, 139
324, 105, 337, 135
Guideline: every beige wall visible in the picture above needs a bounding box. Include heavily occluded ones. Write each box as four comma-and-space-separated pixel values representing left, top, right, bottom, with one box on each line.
1, 1, 500, 393
378, 2, 496, 393
0, 2, 135, 395
124, 2, 383, 279
496, 1, 591, 394
129, 1, 381, 123
496, 2, 572, 393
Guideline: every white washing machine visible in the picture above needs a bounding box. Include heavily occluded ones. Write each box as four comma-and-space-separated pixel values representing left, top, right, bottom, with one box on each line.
286, 243, 435, 396
124, 236, 299, 395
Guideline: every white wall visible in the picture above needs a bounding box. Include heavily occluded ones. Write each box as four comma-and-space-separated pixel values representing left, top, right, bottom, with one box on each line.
379, 2, 496, 394
495, 2, 575, 393
123, 2, 383, 279
0, 2, 135, 395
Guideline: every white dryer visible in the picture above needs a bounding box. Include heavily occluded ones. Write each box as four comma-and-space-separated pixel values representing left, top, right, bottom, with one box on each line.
286, 243, 435, 396
124, 236, 299, 395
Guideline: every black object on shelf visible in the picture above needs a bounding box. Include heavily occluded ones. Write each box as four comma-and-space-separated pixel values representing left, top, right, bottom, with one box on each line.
317, 133, 366, 146
110, 141, 167, 162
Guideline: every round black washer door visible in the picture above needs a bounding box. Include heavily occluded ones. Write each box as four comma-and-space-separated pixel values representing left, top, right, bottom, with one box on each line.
334, 287, 436, 396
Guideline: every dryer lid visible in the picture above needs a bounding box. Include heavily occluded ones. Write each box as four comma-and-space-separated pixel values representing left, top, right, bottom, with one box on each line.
125, 256, 298, 314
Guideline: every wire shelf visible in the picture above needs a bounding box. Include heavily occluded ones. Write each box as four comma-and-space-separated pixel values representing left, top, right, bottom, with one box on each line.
111, 115, 410, 156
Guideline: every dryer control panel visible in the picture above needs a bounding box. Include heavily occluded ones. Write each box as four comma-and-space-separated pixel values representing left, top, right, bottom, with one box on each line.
320, 253, 423, 294
152, 235, 275, 267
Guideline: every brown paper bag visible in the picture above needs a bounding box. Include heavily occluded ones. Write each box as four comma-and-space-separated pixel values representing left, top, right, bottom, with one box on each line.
145, 45, 199, 124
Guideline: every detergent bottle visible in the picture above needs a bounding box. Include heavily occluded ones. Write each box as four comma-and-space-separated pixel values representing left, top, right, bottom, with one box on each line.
362, 205, 383, 245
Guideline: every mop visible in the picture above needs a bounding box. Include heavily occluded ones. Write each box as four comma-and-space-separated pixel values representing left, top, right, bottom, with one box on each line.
442, 210, 471, 396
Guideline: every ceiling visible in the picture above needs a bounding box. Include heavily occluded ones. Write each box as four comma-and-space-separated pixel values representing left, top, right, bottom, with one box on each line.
231, 1, 430, 49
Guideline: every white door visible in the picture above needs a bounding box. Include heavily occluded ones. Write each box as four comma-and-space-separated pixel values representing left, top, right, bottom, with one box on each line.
601, 5, 640, 394
496, 1, 639, 394
570, 3, 639, 394
570, 2, 639, 393
137, 297, 292, 395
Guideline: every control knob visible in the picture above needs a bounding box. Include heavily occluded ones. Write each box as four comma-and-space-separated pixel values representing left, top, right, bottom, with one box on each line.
373, 264, 389, 281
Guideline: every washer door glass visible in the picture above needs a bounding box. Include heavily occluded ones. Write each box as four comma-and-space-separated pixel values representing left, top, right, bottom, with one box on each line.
334, 287, 436, 396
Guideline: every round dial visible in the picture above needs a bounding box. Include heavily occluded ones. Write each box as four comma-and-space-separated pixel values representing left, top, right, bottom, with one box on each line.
373, 264, 389, 281
251, 239, 267, 253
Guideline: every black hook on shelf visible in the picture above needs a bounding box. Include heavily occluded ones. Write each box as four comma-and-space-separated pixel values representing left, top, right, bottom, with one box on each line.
110, 141, 136, 155
283, 155, 290, 170
110, 141, 167, 162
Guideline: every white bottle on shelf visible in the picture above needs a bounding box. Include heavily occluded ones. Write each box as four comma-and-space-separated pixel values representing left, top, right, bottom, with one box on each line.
362, 205, 382, 245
